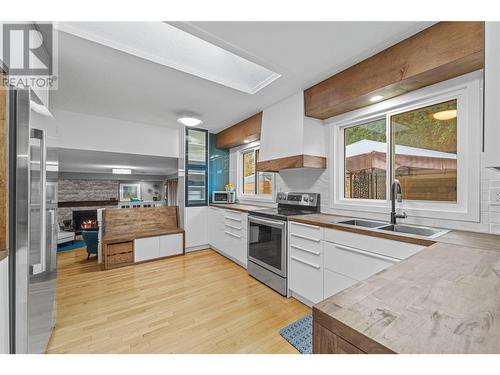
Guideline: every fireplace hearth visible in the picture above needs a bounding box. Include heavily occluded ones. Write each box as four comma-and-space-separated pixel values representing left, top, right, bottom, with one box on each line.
73, 209, 98, 234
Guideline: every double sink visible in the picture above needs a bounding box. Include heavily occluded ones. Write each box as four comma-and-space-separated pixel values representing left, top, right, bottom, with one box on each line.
339, 219, 449, 239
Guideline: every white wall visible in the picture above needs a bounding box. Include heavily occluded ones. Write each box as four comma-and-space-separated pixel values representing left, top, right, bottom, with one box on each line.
184, 206, 208, 250
36, 109, 180, 158
259, 93, 304, 161
0, 257, 9, 353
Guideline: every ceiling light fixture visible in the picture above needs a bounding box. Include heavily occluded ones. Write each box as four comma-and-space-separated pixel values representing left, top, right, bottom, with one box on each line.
177, 117, 203, 127
243, 139, 251, 144
369, 95, 384, 102
112, 168, 132, 174
433, 109, 457, 121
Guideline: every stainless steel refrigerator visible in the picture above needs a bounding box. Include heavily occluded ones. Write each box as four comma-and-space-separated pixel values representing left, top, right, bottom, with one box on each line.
9, 88, 58, 353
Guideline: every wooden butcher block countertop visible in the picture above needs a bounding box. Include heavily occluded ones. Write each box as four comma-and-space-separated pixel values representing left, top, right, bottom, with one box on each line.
289, 213, 500, 353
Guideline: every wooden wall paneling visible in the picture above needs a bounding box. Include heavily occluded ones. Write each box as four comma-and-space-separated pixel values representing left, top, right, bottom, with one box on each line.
215, 112, 262, 149
256, 154, 326, 172
103, 206, 179, 239
304, 22, 485, 119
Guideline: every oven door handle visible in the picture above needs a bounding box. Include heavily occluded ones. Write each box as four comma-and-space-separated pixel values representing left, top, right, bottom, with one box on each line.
248, 216, 285, 228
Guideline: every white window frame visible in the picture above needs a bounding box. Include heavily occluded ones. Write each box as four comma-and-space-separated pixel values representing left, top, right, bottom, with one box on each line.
237, 145, 275, 202
329, 71, 482, 222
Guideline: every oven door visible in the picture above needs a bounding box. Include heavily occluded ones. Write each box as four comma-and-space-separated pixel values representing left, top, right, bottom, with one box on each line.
247, 215, 286, 277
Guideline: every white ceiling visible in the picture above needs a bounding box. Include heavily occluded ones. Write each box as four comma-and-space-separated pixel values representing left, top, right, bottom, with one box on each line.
57, 148, 178, 175
51, 21, 434, 132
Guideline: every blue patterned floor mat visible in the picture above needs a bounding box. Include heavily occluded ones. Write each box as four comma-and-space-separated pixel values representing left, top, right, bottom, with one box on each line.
279, 313, 312, 354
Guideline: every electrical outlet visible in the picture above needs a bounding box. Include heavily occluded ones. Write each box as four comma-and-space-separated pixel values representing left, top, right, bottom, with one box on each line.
491, 188, 500, 205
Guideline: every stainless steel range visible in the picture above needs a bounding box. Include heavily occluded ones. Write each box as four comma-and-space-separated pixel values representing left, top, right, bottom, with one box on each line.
247, 192, 320, 296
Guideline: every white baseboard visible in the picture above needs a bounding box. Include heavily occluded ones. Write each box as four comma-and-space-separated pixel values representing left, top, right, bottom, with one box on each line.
185, 244, 211, 253
289, 290, 315, 308
210, 245, 247, 270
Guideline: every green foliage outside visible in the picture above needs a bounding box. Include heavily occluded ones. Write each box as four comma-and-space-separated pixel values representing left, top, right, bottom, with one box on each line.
344, 100, 457, 154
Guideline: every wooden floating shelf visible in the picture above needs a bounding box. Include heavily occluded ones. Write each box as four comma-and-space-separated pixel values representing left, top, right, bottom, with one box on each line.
58, 200, 119, 208
216, 112, 262, 149
304, 22, 485, 119
256, 154, 327, 172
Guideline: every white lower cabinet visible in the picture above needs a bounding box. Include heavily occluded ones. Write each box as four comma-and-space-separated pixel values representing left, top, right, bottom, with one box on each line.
208, 207, 248, 268
135, 233, 183, 262
288, 221, 324, 305
288, 224, 425, 306
323, 269, 357, 298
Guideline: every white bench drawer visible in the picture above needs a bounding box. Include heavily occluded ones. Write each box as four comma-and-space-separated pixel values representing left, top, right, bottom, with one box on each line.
134, 236, 159, 262
324, 228, 424, 260
159, 233, 183, 257
324, 241, 397, 281
324, 269, 358, 299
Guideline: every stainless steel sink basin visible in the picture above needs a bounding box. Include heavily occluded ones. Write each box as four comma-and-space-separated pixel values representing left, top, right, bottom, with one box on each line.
338, 219, 388, 228
378, 224, 448, 238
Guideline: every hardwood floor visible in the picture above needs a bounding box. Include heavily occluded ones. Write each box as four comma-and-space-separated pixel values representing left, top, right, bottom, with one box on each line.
46, 248, 310, 354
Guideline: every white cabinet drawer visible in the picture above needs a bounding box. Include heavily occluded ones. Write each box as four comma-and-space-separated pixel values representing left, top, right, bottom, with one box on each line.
223, 222, 247, 238
324, 269, 358, 299
324, 241, 397, 281
134, 236, 159, 262
289, 234, 322, 254
289, 221, 323, 241
290, 243, 322, 265
324, 228, 424, 260
159, 233, 183, 257
223, 209, 244, 222
289, 255, 323, 305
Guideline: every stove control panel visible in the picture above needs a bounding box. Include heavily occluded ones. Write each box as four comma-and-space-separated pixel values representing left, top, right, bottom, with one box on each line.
276, 192, 320, 207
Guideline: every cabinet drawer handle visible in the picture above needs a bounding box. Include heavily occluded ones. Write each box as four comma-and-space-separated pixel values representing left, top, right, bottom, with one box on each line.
290, 233, 321, 242
224, 216, 242, 222
224, 223, 242, 230
225, 231, 242, 239
291, 256, 320, 269
333, 243, 399, 262
290, 244, 320, 256
290, 222, 320, 230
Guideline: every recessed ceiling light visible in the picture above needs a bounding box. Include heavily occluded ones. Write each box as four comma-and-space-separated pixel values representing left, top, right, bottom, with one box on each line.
177, 117, 203, 127
433, 110, 457, 121
243, 139, 251, 144
112, 168, 132, 174
369, 95, 384, 102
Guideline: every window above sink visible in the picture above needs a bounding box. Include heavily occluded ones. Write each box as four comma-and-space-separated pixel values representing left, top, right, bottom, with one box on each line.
329, 72, 482, 223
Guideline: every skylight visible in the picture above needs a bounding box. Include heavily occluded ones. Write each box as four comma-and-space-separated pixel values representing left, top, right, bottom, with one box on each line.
55, 22, 281, 94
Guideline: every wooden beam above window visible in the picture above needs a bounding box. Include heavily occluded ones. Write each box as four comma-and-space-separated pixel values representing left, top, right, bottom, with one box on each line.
304, 22, 484, 120
215, 112, 262, 149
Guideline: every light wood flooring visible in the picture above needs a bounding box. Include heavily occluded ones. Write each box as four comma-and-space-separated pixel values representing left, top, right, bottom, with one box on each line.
46, 248, 310, 354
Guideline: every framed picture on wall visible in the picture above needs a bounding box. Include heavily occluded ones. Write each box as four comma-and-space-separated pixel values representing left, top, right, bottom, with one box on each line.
119, 183, 142, 201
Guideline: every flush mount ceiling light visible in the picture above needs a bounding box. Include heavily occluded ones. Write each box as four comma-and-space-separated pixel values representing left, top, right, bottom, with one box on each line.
243, 139, 251, 144
55, 22, 281, 94
177, 117, 203, 127
369, 95, 384, 102
112, 168, 132, 174
433, 109, 457, 121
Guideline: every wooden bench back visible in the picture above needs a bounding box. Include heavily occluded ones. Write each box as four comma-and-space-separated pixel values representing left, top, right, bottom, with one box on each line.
103, 206, 179, 238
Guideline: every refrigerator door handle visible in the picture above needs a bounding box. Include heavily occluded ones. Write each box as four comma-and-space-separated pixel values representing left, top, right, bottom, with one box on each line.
30, 128, 47, 275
